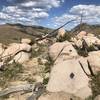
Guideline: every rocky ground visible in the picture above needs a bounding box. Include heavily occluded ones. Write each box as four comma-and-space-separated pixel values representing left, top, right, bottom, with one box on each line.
0, 28, 100, 100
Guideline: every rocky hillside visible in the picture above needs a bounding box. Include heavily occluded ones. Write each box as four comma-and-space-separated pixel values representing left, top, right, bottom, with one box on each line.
0, 25, 100, 100
0, 23, 52, 44
71, 23, 100, 36
1, 23, 100, 44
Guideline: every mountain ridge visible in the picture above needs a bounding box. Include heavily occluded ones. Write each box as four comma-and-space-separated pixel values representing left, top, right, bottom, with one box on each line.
0, 23, 100, 44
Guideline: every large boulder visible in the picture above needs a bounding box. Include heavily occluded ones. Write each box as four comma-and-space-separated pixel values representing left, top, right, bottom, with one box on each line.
2, 43, 31, 60
57, 28, 66, 38
47, 57, 92, 99
10, 52, 31, 64
72, 31, 100, 49
21, 38, 32, 44
94, 95, 100, 100
87, 51, 100, 73
83, 36, 100, 47
73, 39, 83, 48
76, 31, 87, 39
49, 41, 78, 63
39, 92, 83, 100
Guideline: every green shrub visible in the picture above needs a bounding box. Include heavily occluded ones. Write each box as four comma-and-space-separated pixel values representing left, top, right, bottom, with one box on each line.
57, 32, 71, 42
0, 62, 23, 88
43, 77, 49, 85
89, 72, 100, 99
32, 43, 48, 58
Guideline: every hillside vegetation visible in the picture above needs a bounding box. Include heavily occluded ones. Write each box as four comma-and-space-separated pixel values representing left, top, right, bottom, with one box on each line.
0, 24, 52, 44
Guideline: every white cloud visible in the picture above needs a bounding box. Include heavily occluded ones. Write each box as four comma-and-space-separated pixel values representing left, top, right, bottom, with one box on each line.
0, 0, 63, 25
21, 1, 36, 7
52, 4, 100, 30
20, 0, 61, 8
70, 5, 100, 16
0, 12, 11, 19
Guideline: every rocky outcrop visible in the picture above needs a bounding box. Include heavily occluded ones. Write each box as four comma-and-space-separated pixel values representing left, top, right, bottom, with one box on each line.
71, 31, 100, 49
21, 38, 32, 44
87, 51, 100, 73
10, 51, 31, 64
57, 28, 66, 39
47, 33, 100, 99
49, 41, 79, 64
83, 36, 100, 47
47, 57, 92, 99
76, 31, 87, 39
0, 38, 32, 65
94, 95, 100, 100
2, 43, 31, 59
39, 92, 83, 100
0, 30, 100, 100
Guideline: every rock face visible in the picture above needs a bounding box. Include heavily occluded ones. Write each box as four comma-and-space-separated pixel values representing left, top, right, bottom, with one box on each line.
87, 51, 100, 73
95, 95, 100, 100
57, 28, 66, 38
39, 92, 83, 100
10, 52, 31, 64
76, 31, 87, 39
0, 39, 32, 64
47, 58, 92, 99
49, 41, 78, 63
2, 43, 31, 59
83, 36, 100, 47
72, 31, 100, 48
21, 38, 32, 44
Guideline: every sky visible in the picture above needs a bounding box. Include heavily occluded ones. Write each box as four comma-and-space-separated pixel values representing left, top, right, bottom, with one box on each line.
0, 0, 100, 30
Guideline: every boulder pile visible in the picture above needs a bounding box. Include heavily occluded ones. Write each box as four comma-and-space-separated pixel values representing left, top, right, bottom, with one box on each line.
71, 31, 100, 49
0, 30, 100, 100
46, 30, 100, 99
47, 41, 92, 99
0, 38, 32, 67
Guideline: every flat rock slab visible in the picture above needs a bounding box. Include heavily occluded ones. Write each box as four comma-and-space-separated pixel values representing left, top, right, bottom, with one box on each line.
47, 58, 92, 99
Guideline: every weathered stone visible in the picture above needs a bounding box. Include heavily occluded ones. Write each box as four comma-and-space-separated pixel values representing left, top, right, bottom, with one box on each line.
7, 97, 16, 100
47, 57, 92, 99
12, 52, 31, 64
94, 95, 100, 100
39, 92, 83, 100
21, 38, 32, 44
83, 36, 100, 47
57, 28, 66, 38
72, 31, 100, 49
76, 31, 87, 39
2, 43, 31, 60
74, 39, 83, 48
87, 51, 100, 73
49, 41, 78, 63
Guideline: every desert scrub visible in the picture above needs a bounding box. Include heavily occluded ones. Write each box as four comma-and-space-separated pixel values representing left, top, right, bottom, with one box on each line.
0, 62, 23, 88
32, 43, 48, 58
43, 56, 54, 85
89, 71, 100, 99
86, 72, 100, 100
0, 94, 9, 100
44, 56, 53, 73
43, 77, 49, 85
25, 77, 36, 84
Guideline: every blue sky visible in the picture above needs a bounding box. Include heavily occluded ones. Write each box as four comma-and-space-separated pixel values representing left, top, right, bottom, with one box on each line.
0, 0, 100, 30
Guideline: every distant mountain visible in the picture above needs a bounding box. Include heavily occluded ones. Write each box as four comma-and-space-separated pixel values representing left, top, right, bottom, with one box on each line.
1, 23, 100, 44
71, 23, 100, 36
0, 23, 52, 44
